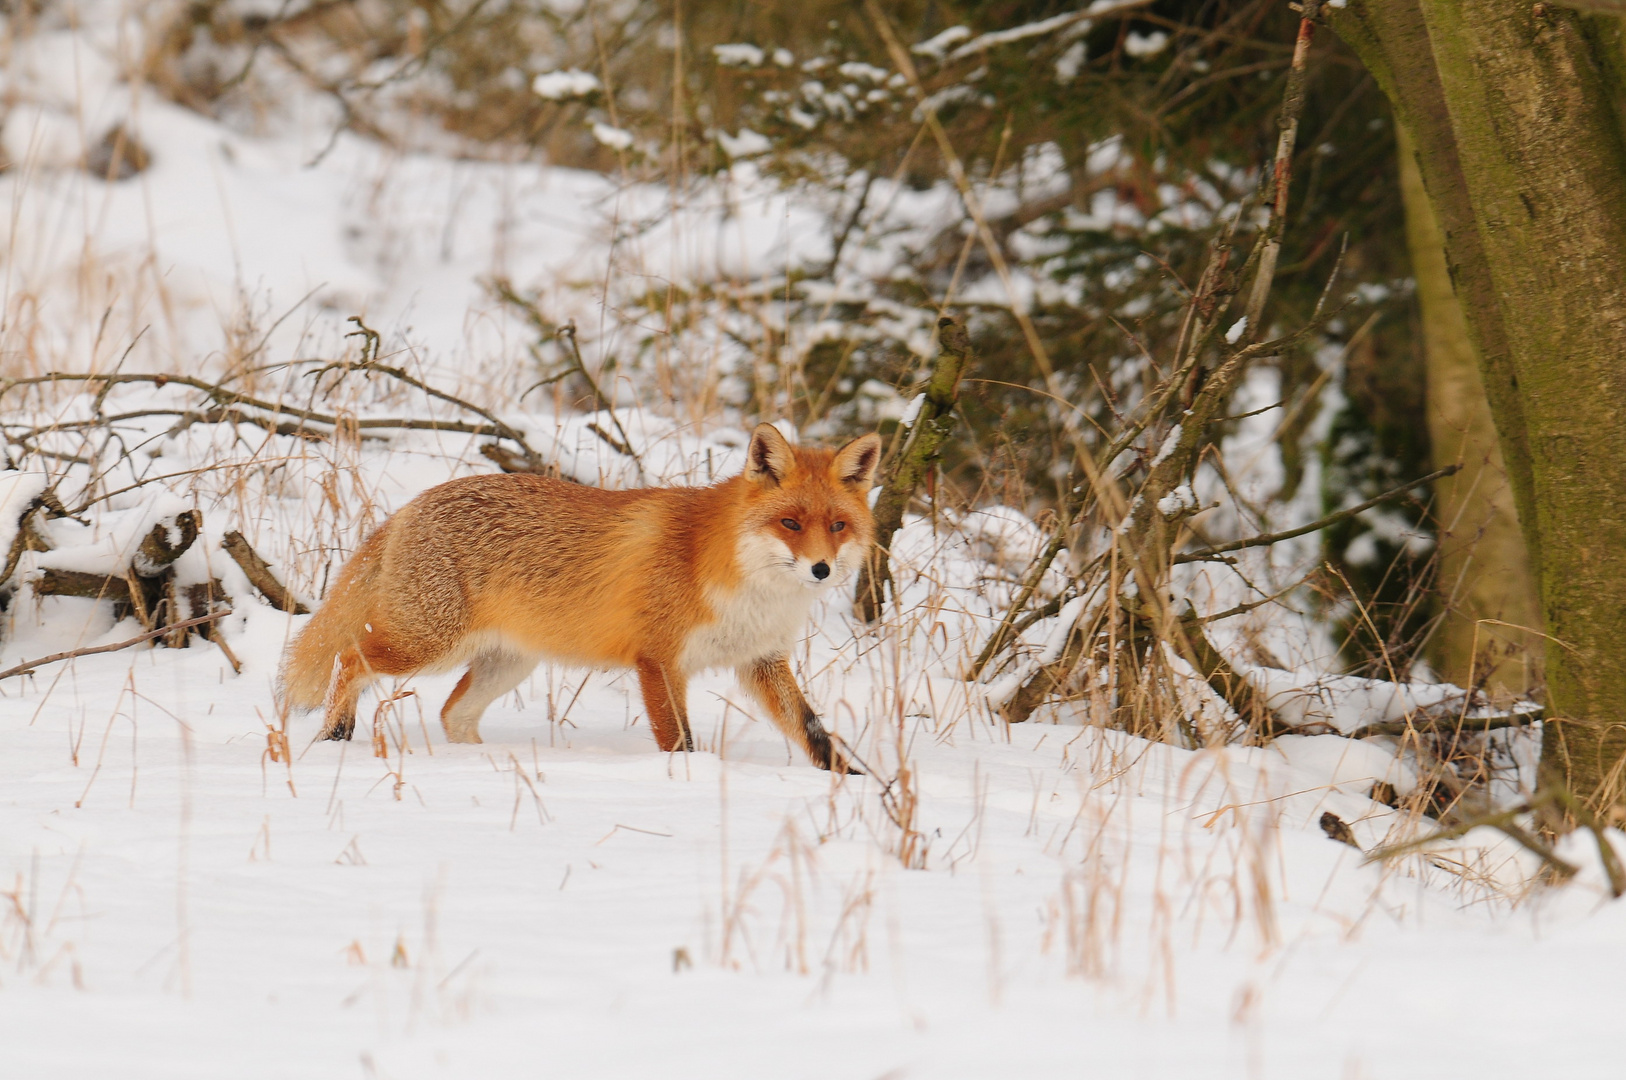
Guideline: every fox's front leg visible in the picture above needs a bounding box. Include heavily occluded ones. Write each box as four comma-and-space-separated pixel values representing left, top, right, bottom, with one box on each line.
636, 659, 694, 753
739, 656, 859, 773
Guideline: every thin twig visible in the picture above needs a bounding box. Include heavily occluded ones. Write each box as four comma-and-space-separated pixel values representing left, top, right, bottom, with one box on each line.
964, 525, 1079, 681
319, 316, 545, 468
490, 281, 644, 478
1365, 795, 1579, 883
1195, 582, 1305, 624
972, 302, 1344, 680
559, 323, 644, 479
1173, 464, 1460, 563
0, 371, 526, 445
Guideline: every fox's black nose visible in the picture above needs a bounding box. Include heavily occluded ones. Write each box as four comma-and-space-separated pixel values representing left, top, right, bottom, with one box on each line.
811, 561, 831, 580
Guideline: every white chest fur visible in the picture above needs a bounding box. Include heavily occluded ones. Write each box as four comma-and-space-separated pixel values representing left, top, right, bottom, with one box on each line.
680, 533, 820, 673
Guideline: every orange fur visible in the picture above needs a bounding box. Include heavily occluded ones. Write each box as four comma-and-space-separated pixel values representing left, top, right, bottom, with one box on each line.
277, 424, 881, 771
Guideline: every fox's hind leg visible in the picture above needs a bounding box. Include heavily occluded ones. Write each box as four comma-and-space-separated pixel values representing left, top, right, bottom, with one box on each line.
636, 659, 693, 753
739, 656, 859, 773
440, 651, 539, 744
319, 648, 372, 740
320, 634, 440, 741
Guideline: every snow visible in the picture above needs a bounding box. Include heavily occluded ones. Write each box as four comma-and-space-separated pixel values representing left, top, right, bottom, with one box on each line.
591, 122, 634, 150
944, 2, 1148, 62
837, 62, 890, 83
713, 44, 766, 68
911, 26, 973, 61
1055, 41, 1088, 83
5, 607, 1619, 1077
0, 6, 1620, 1078
0, 472, 48, 557
532, 70, 602, 100
30, 495, 194, 577
1150, 423, 1183, 467
1155, 483, 1198, 518
1226, 315, 1248, 343
1124, 31, 1170, 58
899, 392, 926, 426
1270, 733, 1419, 796
717, 128, 772, 159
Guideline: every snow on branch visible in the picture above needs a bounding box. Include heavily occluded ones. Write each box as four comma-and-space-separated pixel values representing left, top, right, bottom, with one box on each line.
941, 0, 1156, 63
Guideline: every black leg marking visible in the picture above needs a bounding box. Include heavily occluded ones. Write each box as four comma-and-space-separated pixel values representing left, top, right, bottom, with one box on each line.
803, 708, 860, 774
320, 713, 356, 741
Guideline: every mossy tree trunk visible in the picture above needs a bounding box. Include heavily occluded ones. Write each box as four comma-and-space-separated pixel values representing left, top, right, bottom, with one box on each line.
1395, 126, 1542, 700
1329, 1, 1539, 568
1336, 1, 1626, 810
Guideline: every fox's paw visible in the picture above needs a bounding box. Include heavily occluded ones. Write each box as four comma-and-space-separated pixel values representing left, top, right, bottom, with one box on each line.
808, 730, 862, 775
318, 717, 355, 741
442, 723, 483, 744
826, 739, 864, 775
829, 755, 864, 776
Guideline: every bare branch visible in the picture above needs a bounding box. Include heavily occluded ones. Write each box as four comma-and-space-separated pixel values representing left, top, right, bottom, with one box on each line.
0, 611, 232, 682
319, 315, 546, 469
223, 532, 310, 615
1174, 464, 1460, 564
0, 372, 529, 445
1349, 708, 1543, 740
1240, 0, 1325, 336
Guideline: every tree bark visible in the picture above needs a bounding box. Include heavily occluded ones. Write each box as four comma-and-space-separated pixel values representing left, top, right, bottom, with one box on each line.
853, 316, 971, 623
1338, 0, 1626, 809
1395, 125, 1542, 699
1328, 0, 1541, 577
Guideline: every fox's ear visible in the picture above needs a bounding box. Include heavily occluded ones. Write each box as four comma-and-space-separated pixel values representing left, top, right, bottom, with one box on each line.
746, 423, 796, 486
832, 432, 882, 487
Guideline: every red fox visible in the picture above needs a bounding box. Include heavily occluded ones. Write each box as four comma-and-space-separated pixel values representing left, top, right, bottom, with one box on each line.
278, 424, 881, 771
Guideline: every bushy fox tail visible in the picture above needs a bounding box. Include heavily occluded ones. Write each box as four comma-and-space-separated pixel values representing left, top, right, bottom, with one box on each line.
276, 531, 386, 712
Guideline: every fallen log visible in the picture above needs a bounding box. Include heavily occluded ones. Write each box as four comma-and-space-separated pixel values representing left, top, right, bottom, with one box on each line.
222, 531, 309, 614
184, 579, 230, 638
132, 508, 200, 576
0, 502, 53, 584
34, 568, 132, 603
32, 509, 229, 650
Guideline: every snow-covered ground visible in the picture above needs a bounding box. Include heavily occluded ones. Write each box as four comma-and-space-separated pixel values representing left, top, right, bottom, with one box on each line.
3, 557, 1624, 1079
1, 8, 1623, 1079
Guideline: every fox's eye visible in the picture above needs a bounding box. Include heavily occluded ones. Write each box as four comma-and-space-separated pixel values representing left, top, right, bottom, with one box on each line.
781, 518, 802, 531
830, 521, 846, 533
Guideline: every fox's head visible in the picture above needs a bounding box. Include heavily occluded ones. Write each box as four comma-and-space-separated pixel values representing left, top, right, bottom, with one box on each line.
739, 423, 882, 589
